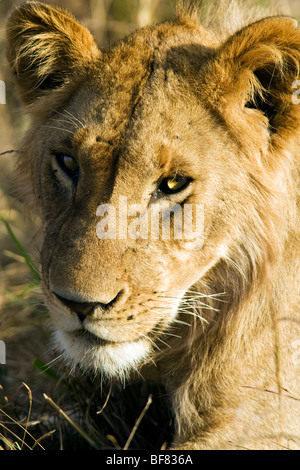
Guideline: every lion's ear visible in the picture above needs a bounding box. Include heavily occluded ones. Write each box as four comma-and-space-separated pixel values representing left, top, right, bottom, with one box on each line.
6, 2, 100, 104
203, 17, 300, 136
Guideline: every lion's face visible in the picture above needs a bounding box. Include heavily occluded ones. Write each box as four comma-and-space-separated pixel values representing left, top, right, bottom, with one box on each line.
7, 3, 300, 379
35, 78, 236, 377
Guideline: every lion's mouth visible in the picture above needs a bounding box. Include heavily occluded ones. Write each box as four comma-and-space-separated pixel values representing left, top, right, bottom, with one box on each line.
73, 325, 151, 346
72, 318, 165, 348
55, 326, 153, 378
74, 328, 111, 346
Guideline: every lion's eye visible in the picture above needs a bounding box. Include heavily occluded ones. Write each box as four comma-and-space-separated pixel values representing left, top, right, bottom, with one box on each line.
158, 175, 191, 194
56, 154, 79, 182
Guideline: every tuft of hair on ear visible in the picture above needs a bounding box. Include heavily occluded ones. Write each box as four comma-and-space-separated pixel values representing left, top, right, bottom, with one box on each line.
176, 0, 203, 24
6, 1, 100, 105
245, 62, 285, 133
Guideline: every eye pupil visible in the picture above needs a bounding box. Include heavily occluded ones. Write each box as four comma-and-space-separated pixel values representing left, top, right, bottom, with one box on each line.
167, 177, 182, 190
63, 155, 78, 172
56, 153, 79, 182
159, 175, 191, 194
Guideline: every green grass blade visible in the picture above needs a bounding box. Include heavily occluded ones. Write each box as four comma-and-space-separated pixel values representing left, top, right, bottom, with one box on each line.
0, 216, 41, 283
32, 359, 61, 382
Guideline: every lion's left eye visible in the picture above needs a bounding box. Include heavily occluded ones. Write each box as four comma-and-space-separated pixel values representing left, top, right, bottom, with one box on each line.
56, 154, 79, 182
159, 175, 191, 194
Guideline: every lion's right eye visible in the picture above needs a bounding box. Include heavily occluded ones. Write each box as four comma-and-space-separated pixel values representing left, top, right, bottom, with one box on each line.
55, 154, 79, 183
158, 175, 191, 195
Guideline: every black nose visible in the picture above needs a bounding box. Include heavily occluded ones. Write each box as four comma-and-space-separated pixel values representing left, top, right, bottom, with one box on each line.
53, 291, 123, 322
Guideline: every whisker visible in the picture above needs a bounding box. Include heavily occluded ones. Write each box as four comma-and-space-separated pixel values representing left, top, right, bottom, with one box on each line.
157, 290, 226, 301
43, 126, 75, 135
186, 315, 209, 325
124, 326, 160, 351
177, 309, 210, 324
154, 296, 218, 313
63, 108, 84, 128
169, 318, 191, 327
41, 353, 64, 371
180, 303, 219, 312
154, 336, 172, 349
54, 118, 79, 128
53, 110, 81, 129
151, 327, 182, 339
222, 254, 248, 281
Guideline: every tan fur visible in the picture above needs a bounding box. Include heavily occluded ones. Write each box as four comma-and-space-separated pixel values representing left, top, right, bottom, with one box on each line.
6, 1, 300, 449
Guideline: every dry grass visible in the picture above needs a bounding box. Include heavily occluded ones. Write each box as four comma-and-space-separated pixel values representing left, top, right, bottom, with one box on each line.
1, 0, 300, 451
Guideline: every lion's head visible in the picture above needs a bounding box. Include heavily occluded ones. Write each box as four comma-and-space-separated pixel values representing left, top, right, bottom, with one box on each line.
6, 1, 300, 449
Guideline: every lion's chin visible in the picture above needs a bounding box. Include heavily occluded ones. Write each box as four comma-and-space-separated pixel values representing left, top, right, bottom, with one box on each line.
54, 329, 152, 380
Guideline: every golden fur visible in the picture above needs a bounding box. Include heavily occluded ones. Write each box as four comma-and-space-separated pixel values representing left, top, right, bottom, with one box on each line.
6, 0, 300, 449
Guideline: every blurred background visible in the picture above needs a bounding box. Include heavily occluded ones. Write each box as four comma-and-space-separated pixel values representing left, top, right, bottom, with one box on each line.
0, 0, 300, 450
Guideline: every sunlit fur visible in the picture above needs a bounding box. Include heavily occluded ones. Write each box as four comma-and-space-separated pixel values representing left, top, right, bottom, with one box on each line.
6, 0, 300, 449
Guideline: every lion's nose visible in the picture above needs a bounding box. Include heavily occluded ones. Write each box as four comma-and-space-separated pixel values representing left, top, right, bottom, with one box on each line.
52, 291, 124, 322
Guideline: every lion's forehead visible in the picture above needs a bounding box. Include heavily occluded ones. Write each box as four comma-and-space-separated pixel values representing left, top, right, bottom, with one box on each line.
50, 21, 217, 153
56, 74, 219, 175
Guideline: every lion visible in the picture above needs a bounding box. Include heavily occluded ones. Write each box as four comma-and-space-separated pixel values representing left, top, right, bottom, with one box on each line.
5, 0, 300, 449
